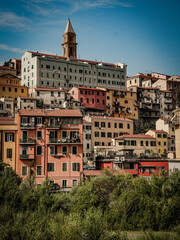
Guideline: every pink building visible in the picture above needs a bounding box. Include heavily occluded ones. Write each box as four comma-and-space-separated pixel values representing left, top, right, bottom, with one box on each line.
16, 109, 83, 189
69, 86, 106, 113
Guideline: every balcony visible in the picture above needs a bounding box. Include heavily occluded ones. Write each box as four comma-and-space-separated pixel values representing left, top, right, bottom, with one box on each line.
49, 138, 81, 144
164, 99, 172, 104
172, 119, 180, 125
20, 138, 35, 144
114, 102, 119, 106
20, 123, 35, 129
164, 107, 173, 111
45, 122, 61, 129
20, 154, 35, 160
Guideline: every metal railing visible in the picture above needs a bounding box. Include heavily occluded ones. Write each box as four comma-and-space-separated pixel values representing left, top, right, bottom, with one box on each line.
20, 138, 35, 144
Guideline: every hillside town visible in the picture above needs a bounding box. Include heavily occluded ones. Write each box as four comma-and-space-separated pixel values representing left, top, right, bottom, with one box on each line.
1, 19, 180, 190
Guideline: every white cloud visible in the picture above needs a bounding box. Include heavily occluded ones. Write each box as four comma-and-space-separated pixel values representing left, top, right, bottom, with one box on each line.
0, 11, 31, 29
0, 44, 26, 54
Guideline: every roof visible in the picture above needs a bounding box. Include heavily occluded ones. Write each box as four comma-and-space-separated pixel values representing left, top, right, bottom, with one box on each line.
160, 90, 171, 93
35, 87, 64, 92
83, 120, 91, 124
115, 134, 155, 140
0, 117, 16, 125
0, 73, 21, 80
74, 86, 106, 92
90, 116, 133, 122
150, 130, 167, 133
28, 51, 117, 67
159, 118, 171, 121
19, 109, 83, 117
127, 74, 158, 80
64, 19, 75, 34
0, 83, 28, 88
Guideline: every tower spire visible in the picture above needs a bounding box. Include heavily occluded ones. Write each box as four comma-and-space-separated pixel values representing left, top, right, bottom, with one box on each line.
62, 19, 77, 58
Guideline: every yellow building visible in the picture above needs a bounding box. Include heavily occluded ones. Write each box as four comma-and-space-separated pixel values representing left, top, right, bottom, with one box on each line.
0, 74, 29, 107
0, 117, 17, 170
146, 130, 168, 157
105, 88, 138, 119
172, 108, 180, 160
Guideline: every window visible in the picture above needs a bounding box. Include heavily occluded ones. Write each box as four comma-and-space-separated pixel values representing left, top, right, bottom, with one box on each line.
37, 117, 42, 125
62, 180, 67, 188
140, 141, 143, 146
131, 140, 136, 146
114, 123, 117, 128
107, 132, 112, 138
62, 163, 67, 172
127, 123, 130, 129
51, 91, 54, 96
7, 148, 12, 158
21, 89, 24, 93
146, 141, 149, 146
37, 146, 42, 155
62, 146, 67, 155
5, 133, 14, 142
101, 132, 106, 137
94, 132, 99, 137
15, 88, 17, 92
164, 142, 166, 146
95, 122, 99, 127
72, 146, 77, 155
114, 133, 118, 138
158, 142, 161, 146
9, 87, 11, 92
92, 99, 94, 103
101, 122, 105, 128
62, 131, 67, 139
163, 134, 167, 138
157, 134, 161, 138
108, 122, 111, 128
72, 179, 78, 186
50, 146, 57, 155
47, 163, 54, 172
37, 131, 42, 140
22, 166, 28, 176
87, 143, 90, 149
85, 134, 91, 140
37, 166, 42, 175
86, 98, 89, 103
72, 163, 80, 171
97, 99, 99, 104
119, 123, 123, 128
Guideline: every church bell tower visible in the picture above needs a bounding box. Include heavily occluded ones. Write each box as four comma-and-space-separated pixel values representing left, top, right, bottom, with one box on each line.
62, 19, 77, 59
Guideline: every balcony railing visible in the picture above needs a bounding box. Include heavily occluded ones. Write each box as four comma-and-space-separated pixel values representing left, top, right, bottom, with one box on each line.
49, 138, 81, 144
20, 138, 35, 144
20, 154, 35, 160
45, 122, 61, 129
20, 123, 35, 128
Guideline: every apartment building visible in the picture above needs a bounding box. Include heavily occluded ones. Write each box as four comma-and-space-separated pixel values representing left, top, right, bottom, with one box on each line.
17, 96, 36, 110
0, 97, 14, 117
113, 134, 157, 157
16, 109, 83, 188
30, 87, 66, 109
146, 130, 168, 157
159, 90, 173, 118
83, 120, 93, 168
0, 117, 18, 170
69, 86, 106, 115
172, 108, 180, 160
127, 73, 158, 88
105, 88, 138, 119
84, 115, 133, 147
0, 74, 28, 107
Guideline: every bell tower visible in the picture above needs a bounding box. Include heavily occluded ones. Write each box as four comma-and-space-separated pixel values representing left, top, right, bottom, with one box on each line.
62, 19, 77, 59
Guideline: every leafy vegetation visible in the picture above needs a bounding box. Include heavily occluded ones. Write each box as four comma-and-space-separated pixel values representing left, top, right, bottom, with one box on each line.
0, 160, 180, 240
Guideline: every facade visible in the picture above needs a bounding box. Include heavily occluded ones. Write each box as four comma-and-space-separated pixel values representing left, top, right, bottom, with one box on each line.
16, 109, 83, 188
0, 117, 17, 170
0, 97, 14, 117
127, 73, 158, 88
172, 108, 180, 160
30, 87, 66, 109
84, 115, 133, 147
0, 66, 16, 76
105, 88, 138, 119
83, 120, 93, 168
69, 86, 106, 114
159, 90, 173, 118
146, 130, 168, 157
62, 19, 77, 59
0, 74, 29, 107
17, 96, 36, 110
167, 79, 180, 109
113, 134, 157, 157
10, 59, 21, 76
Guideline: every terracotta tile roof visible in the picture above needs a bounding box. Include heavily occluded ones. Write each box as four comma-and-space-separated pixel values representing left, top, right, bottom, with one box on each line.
115, 134, 155, 140
74, 86, 106, 91
160, 90, 171, 93
160, 118, 171, 121
35, 87, 65, 92
28, 51, 117, 67
0, 117, 16, 125
19, 109, 83, 117
0, 83, 28, 88
150, 130, 167, 133
90, 116, 133, 122
0, 73, 21, 80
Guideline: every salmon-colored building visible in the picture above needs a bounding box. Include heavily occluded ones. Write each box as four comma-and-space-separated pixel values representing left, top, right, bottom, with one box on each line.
16, 109, 83, 189
69, 86, 106, 114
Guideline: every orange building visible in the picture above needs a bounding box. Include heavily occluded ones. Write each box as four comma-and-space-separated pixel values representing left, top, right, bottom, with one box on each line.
16, 109, 83, 189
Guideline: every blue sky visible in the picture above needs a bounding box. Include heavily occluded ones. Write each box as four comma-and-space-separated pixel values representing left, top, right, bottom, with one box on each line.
0, 0, 180, 76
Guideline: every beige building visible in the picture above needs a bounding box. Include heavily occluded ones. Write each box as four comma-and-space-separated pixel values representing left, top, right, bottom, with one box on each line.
127, 73, 158, 88
17, 96, 36, 110
146, 130, 168, 157
113, 134, 157, 157
172, 108, 180, 160
105, 88, 138, 119
0, 97, 14, 117
84, 115, 133, 147
0, 117, 18, 170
